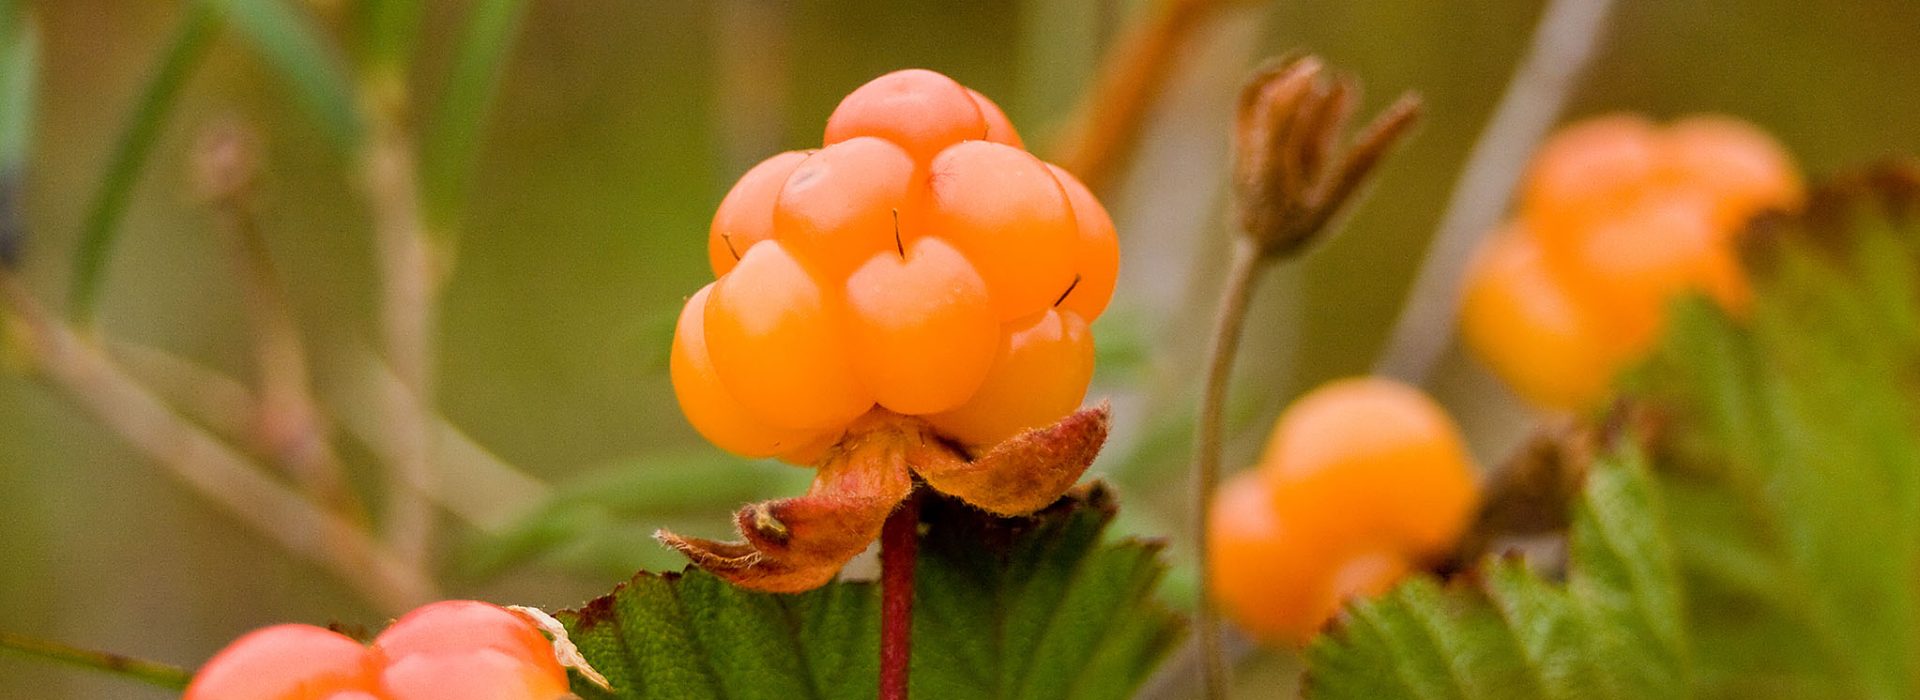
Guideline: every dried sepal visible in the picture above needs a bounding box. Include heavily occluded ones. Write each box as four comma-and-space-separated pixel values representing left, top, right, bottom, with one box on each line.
1231, 54, 1423, 260
656, 414, 914, 593
909, 403, 1111, 516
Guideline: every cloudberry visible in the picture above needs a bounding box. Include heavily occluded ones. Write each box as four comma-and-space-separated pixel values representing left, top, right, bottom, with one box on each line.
1207, 378, 1479, 645
926, 308, 1096, 448
673, 69, 1116, 459
184, 601, 569, 700
824, 69, 1016, 163
708, 150, 808, 277
1463, 114, 1800, 410
1049, 164, 1121, 320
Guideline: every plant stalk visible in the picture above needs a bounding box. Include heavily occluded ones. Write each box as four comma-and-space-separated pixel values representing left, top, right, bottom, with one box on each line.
1191, 237, 1267, 698
0, 631, 194, 690
879, 491, 922, 700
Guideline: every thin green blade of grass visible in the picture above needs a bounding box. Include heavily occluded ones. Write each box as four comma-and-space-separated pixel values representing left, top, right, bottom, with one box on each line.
1, 1, 38, 266
205, 0, 362, 147
70, 4, 219, 322
420, 0, 528, 234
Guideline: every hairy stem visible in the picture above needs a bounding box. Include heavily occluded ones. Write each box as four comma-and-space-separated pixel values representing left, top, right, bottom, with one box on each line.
879, 491, 922, 700
0, 631, 194, 690
1190, 237, 1267, 698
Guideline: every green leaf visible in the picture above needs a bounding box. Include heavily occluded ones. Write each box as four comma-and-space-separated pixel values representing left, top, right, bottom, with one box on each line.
204, 0, 362, 146
0, 631, 193, 690
420, 0, 528, 232
70, 4, 218, 321
1307, 191, 1920, 699
556, 483, 1182, 700
0, 1, 36, 265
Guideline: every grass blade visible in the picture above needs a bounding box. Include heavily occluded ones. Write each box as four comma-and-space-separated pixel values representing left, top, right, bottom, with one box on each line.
70, 4, 219, 322
205, 0, 362, 147
0, 631, 194, 690
420, 0, 528, 232
0, 1, 37, 265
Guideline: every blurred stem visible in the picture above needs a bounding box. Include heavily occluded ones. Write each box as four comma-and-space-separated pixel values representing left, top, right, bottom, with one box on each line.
1190, 236, 1266, 699
0, 272, 437, 612
0, 631, 193, 690
360, 82, 442, 576
1050, 0, 1229, 191
879, 491, 922, 700
109, 340, 552, 533
199, 125, 364, 522
1370, 0, 1616, 383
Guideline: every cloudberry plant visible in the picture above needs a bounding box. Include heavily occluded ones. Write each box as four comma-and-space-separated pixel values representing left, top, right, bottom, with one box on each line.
1207, 378, 1479, 645
183, 601, 570, 700
1464, 114, 1801, 410
661, 69, 1118, 594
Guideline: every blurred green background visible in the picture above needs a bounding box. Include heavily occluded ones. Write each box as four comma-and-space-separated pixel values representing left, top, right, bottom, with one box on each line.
2, 0, 1917, 696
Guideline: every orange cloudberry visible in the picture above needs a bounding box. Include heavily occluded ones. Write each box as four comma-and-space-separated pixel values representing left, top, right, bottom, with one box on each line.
1208, 378, 1479, 645
662, 69, 1119, 592
184, 601, 570, 700
1464, 114, 1800, 410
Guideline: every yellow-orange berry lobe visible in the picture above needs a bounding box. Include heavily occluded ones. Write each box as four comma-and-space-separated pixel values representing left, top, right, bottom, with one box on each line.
703, 241, 872, 431
674, 69, 1117, 459
927, 308, 1095, 448
923, 141, 1079, 321
825, 69, 994, 164
1207, 378, 1480, 645
846, 238, 999, 414
1464, 114, 1801, 411
709, 151, 809, 277
184, 601, 569, 700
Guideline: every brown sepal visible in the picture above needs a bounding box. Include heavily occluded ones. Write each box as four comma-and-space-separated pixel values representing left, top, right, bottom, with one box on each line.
655, 414, 914, 593
910, 403, 1111, 517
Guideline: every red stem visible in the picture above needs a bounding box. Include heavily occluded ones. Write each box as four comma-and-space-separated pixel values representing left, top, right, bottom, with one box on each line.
879, 492, 921, 700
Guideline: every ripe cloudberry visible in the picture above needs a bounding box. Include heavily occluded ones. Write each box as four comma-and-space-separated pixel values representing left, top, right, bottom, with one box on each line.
184, 601, 570, 700
1463, 114, 1800, 410
662, 69, 1118, 593
675, 68, 1117, 454
1207, 378, 1479, 645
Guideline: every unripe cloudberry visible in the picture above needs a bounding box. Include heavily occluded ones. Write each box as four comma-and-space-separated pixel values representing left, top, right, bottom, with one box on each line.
1207, 378, 1480, 645
679, 68, 1119, 457
1463, 114, 1801, 410
184, 600, 570, 700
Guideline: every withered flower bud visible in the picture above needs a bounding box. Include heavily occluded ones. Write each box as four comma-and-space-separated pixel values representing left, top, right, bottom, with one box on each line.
1231, 55, 1423, 259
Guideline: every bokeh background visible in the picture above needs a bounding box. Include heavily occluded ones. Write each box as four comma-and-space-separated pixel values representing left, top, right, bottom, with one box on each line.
2, 0, 1917, 696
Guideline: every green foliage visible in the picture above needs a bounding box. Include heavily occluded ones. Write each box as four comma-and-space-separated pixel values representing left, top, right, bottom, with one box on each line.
204, 0, 362, 147
556, 484, 1182, 700
419, 0, 529, 232
70, 5, 218, 321
1306, 204, 1920, 700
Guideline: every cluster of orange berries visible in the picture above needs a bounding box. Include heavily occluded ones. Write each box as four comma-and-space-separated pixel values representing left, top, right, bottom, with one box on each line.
1462, 115, 1802, 410
184, 601, 570, 700
1207, 378, 1480, 644
673, 69, 1119, 459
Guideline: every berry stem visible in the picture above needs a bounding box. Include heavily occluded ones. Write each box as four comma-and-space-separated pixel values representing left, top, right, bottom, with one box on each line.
879, 490, 922, 700
1192, 237, 1267, 698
